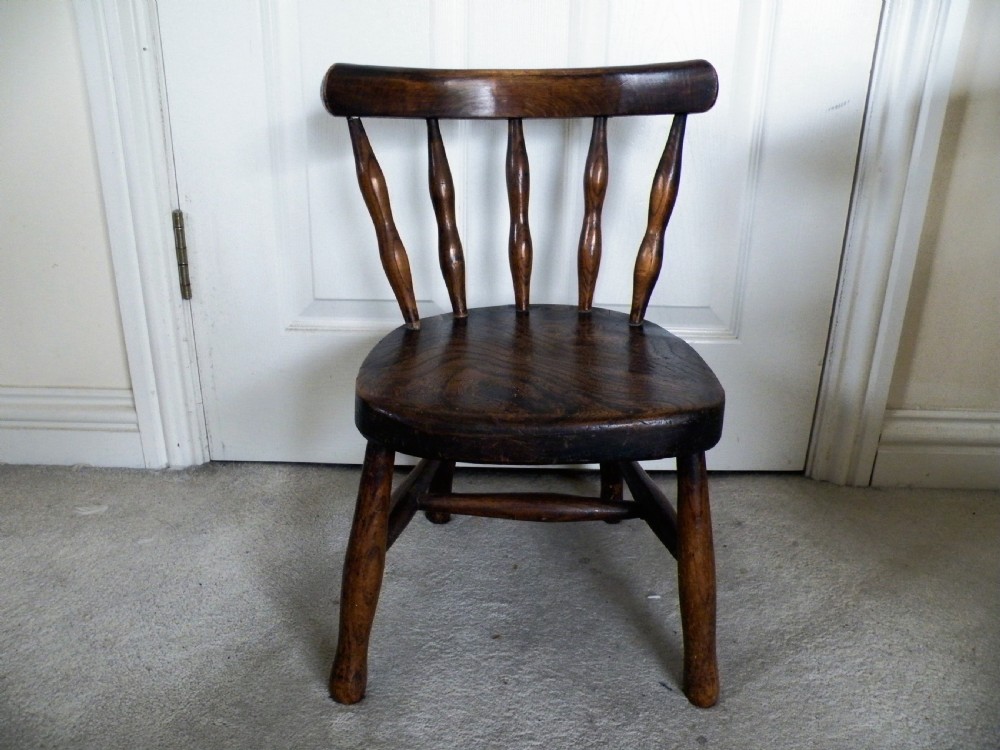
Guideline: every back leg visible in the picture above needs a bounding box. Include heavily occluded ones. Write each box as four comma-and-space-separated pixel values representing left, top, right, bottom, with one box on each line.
600, 463, 624, 523
424, 460, 455, 524
330, 443, 394, 704
675, 451, 719, 707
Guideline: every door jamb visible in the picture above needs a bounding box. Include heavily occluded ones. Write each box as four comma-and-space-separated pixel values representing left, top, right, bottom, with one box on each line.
74, 0, 208, 468
806, 0, 969, 485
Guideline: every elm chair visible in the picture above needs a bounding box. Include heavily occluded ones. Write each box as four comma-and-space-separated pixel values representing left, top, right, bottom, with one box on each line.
322, 61, 724, 708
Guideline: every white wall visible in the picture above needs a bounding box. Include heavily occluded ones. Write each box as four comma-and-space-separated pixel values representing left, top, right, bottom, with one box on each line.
873, 0, 1000, 488
0, 0, 142, 466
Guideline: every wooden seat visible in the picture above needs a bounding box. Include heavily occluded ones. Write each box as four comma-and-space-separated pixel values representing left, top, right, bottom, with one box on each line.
322, 61, 725, 707
357, 305, 724, 465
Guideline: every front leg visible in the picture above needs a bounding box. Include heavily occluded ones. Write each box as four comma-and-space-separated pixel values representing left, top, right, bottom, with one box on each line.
675, 451, 719, 707
330, 442, 395, 704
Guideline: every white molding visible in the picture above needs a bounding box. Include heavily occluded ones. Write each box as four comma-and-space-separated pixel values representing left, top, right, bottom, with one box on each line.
872, 410, 1000, 489
807, 0, 970, 486
73, 0, 208, 468
880, 410, 1000, 448
0, 387, 138, 429
0, 387, 145, 467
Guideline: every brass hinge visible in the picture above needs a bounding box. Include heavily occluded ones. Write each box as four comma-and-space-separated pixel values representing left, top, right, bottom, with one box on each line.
172, 209, 192, 300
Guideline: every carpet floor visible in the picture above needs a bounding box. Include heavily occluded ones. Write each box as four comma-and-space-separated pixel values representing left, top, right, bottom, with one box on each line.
1, 463, 998, 749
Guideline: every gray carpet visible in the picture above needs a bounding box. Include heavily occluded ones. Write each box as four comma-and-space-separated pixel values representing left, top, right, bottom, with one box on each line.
0, 463, 997, 749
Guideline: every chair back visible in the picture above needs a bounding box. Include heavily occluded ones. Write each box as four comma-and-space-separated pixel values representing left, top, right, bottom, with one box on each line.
322, 61, 719, 329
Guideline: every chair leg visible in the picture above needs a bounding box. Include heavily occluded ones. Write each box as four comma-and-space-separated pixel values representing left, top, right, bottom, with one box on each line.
675, 451, 719, 707
424, 460, 455, 524
330, 442, 395, 704
600, 462, 624, 523
600, 462, 624, 501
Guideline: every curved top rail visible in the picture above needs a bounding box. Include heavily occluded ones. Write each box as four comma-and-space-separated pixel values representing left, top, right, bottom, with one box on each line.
322, 60, 718, 119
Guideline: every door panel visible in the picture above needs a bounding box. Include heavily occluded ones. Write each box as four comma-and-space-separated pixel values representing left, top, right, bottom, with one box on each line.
157, 0, 881, 468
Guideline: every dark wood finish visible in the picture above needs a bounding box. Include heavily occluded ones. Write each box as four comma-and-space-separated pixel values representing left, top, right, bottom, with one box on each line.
425, 460, 455, 524
578, 117, 609, 312
330, 443, 394, 704
424, 510, 452, 524
323, 61, 718, 119
325, 61, 723, 708
347, 118, 419, 329
427, 119, 467, 317
620, 460, 678, 558
355, 306, 723, 464
387, 458, 441, 549
630, 114, 686, 326
675, 452, 719, 707
600, 462, 623, 503
506, 119, 532, 311
331, 63, 714, 326
420, 492, 638, 522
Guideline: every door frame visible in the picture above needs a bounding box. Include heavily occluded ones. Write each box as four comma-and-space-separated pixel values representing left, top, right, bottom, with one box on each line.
74, 0, 208, 468
74, 0, 969, 481
806, 0, 970, 484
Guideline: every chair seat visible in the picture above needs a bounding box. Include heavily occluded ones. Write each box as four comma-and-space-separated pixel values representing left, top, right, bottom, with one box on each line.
356, 304, 725, 464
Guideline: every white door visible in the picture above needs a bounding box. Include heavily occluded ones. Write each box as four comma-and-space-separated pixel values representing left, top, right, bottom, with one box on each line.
157, 1, 881, 469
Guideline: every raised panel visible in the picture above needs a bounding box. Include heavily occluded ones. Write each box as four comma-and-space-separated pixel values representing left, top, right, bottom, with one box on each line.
299, 0, 443, 327
284, 0, 776, 339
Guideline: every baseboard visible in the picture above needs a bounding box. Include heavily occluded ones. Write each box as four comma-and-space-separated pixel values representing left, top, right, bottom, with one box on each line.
0, 387, 146, 467
871, 409, 1000, 489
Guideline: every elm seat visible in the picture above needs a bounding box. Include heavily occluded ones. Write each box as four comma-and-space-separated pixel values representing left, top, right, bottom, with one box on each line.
323, 60, 726, 709
356, 305, 725, 465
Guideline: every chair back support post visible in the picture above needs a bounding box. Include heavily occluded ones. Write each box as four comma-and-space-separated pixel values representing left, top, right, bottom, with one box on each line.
577, 116, 609, 312
426, 119, 468, 317
506, 118, 533, 311
347, 117, 420, 329
630, 113, 686, 326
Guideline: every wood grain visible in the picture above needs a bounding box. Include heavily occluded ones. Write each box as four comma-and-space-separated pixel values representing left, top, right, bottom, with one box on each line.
324, 61, 718, 119
330, 443, 394, 704
386, 458, 441, 549
630, 114, 686, 326
676, 451, 718, 707
326, 60, 723, 709
578, 116, 609, 312
355, 305, 724, 464
425, 460, 455, 524
347, 118, 419, 329
600, 462, 623, 502
426, 119, 467, 317
506, 119, 532, 311
420, 492, 638, 522
620, 460, 678, 558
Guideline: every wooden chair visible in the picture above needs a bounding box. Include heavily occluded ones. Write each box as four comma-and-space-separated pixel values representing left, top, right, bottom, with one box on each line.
322, 61, 724, 708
